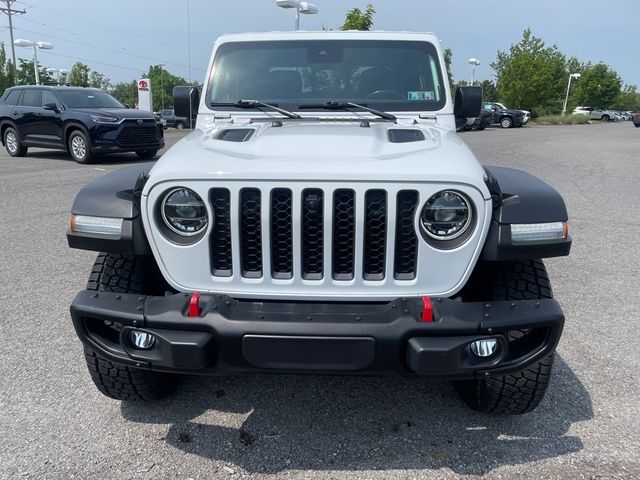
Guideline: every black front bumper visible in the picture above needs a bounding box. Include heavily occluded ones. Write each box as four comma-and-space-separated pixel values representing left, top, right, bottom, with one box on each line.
70, 292, 564, 379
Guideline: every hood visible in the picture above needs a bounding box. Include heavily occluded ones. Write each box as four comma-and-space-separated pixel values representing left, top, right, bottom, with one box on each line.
67, 107, 156, 120
146, 120, 490, 198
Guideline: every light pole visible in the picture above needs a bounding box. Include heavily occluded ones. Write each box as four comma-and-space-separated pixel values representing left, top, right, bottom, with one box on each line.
14, 38, 53, 85
468, 57, 480, 85
158, 64, 166, 111
562, 73, 581, 116
276, 0, 318, 30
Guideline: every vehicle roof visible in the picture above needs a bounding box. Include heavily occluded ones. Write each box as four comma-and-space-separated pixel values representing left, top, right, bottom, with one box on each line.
215, 30, 440, 43
7, 85, 103, 91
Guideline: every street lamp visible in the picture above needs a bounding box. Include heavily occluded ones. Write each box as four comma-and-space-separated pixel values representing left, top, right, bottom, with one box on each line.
468, 58, 480, 85
14, 39, 53, 85
562, 73, 581, 116
276, 0, 318, 30
46, 67, 68, 85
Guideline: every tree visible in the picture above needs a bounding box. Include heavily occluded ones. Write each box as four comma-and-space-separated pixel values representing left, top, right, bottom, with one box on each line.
15, 58, 52, 85
341, 4, 375, 31
0, 43, 14, 94
491, 29, 567, 115
571, 62, 622, 109
68, 62, 90, 87
480, 79, 498, 101
444, 48, 455, 92
613, 84, 640, 111
143, 64, 189, 111
89, 70, 112, 91
111, 80, 138, 107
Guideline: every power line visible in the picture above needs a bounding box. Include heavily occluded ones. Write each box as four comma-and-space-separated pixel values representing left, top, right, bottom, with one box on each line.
12, 25, 204, 73
14, 0, 208, 56
0, 0, 26, 82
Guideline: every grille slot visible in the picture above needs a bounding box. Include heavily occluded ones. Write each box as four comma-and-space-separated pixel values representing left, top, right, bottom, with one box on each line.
301, 189, 324, 280
239, 188, 263, 278
270, 188, 293, 279
394, 190, 419, 280
117, 126, 160, 146
363, 190, 387, 280
332, 189, 356, 280
210, 188, 232, 276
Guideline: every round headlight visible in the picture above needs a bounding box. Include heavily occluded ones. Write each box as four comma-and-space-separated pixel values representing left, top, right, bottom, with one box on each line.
161, 188, 208, 236
420, 190, 472, 240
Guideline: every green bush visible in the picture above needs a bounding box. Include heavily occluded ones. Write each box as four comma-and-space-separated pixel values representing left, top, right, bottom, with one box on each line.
531, 114, 590, 125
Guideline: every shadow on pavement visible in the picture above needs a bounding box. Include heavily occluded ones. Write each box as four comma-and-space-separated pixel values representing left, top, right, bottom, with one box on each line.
121, 355, 591, 475
26, 150, 154, 165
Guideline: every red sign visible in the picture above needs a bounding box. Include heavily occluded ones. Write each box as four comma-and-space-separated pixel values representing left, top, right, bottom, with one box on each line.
138, 79, 149, 91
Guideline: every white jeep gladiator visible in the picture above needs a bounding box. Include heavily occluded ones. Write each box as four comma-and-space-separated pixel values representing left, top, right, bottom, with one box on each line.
67, 31, 571, 414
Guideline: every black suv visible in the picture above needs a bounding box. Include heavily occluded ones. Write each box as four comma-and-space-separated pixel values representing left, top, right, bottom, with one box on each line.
0, 86, 164, 163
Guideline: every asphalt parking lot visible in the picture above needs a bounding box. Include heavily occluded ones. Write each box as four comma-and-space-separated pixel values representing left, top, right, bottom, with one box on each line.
1, 123, 639, 479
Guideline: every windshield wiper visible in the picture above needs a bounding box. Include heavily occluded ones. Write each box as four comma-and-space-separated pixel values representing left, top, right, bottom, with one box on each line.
299, 101, 396, 121
210, 99, 301, 119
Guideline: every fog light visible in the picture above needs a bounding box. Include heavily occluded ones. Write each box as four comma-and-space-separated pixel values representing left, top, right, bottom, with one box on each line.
129, 331, 155, 349
470, 338, 499, 358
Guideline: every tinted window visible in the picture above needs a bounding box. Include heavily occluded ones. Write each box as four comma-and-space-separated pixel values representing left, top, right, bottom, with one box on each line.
21, 89, 42, 107
57, 90, 123, 108
42, 90, 61, 109
207, 40, 447, 112
4, 89, 22, 105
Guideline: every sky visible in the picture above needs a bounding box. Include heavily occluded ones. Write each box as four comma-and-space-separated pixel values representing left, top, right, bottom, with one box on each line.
1, 0, 639, 88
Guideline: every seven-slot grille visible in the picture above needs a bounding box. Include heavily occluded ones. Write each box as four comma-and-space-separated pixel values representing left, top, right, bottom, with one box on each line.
209, 187, 419, 282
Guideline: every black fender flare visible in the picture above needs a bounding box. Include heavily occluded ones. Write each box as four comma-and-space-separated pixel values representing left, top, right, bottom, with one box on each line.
67, 163, 154, 255
63, 122, 92, 149
481, 166, 571, 261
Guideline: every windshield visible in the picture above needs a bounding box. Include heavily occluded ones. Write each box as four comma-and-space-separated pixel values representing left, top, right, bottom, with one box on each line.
495, 102, 507, 110
207, 40, 446, 112
58, 90, 123, 109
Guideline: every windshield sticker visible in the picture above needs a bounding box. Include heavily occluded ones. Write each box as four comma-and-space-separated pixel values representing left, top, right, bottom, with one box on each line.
408, 91, 435, 101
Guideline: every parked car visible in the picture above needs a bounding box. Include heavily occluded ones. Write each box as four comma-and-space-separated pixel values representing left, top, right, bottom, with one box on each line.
489, 102, 530, 124
482, 102, 527, 128
157, 108, 189, 129
633, 112, 640, 127
461, 109, 493, 131
572, 106, 618, 122
0, 86, 164, 163
67, 31, 571, 415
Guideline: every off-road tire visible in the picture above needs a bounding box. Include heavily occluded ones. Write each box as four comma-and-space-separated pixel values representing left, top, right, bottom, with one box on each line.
83, 253, 179, 401
500, 116, 513, 128
135, 149, 159, 160
455, 259, 555, 414
4, 127, 28, 157
68, 130, 92, 164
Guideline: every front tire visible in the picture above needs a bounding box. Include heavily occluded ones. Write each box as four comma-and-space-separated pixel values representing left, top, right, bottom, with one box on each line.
83, 253, 179, 401
135, 149, 159, 160
500, 116, 513, 128
175, 121, 184, 130
455, 259, 556, 414
68, 130, 92, 164
601, 115, 610, 122
4, 127, 28, 157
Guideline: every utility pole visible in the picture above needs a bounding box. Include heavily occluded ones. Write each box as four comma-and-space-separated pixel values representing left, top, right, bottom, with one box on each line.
0, 0, 26, 83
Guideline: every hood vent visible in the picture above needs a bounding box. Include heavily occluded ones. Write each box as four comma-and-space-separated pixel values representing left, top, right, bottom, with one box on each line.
216, 128, 255, 142
388, 129, 425, 143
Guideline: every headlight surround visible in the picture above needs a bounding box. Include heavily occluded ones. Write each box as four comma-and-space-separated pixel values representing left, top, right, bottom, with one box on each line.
420, 190, 474, 246
160, 187, 209, 237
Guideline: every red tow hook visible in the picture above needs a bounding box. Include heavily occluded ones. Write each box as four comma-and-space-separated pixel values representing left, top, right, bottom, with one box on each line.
188, 291, 201, 317
421, 296, 433, 322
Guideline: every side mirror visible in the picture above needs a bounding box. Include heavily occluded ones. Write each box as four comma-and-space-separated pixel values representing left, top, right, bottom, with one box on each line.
173, 86, 200, 128
43, 102, 60, 113
454, 86, 483, 119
